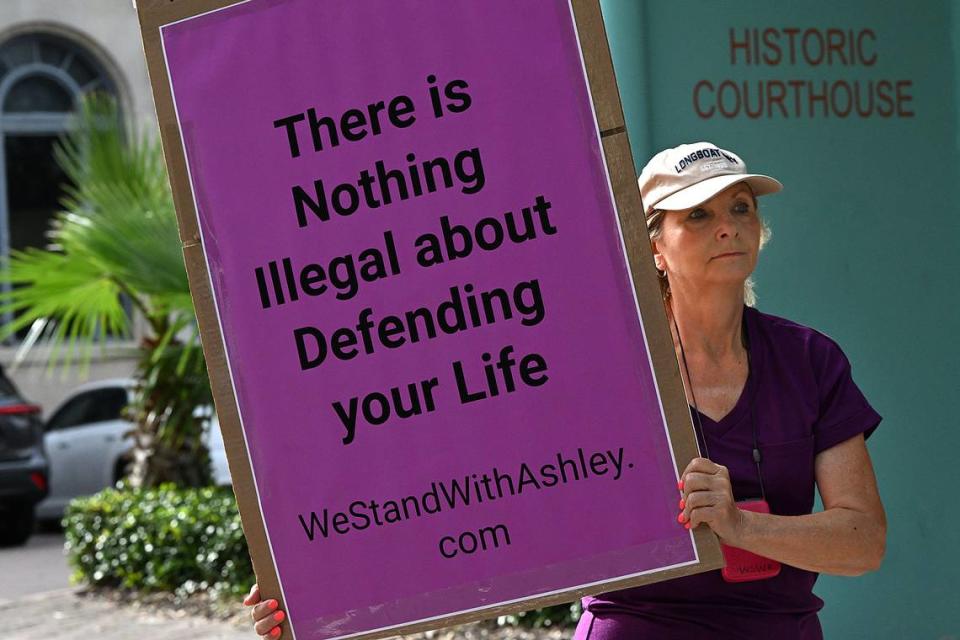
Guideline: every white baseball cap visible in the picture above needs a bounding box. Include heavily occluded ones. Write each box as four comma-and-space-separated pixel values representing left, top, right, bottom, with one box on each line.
637, 142, 783, 215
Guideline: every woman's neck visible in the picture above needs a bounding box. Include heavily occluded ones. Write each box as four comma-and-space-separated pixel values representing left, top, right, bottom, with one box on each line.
667, 286, 746, 363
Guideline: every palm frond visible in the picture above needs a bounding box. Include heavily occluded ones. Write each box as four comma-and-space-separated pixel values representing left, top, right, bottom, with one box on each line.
0, 93, 193, 369
0, 93, 215, 486
0, 248, 130, 374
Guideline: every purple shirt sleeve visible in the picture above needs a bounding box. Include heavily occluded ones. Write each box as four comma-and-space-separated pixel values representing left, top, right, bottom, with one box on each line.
809, 332, 882, 454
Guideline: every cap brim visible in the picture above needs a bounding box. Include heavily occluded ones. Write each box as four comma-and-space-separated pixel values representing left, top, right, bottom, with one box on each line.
654, 174, 783, 211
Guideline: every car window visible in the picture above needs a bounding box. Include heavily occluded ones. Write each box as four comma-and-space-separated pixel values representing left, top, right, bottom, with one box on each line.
46, 394, 96, 431
46, 388, 129, 431
85, 388, 129, 423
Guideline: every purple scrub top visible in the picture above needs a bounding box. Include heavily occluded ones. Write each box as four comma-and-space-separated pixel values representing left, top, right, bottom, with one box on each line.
576, 305, 882, 640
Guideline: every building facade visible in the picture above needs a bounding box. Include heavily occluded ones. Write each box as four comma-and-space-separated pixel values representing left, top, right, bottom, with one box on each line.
0, 1, 153, 411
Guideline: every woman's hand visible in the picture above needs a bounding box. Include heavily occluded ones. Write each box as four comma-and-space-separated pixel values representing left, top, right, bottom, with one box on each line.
243, 583, 286, 638
678, 457, 744, 544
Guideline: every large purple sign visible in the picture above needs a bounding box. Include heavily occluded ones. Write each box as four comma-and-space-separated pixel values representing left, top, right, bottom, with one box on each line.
156, 1, 701, 637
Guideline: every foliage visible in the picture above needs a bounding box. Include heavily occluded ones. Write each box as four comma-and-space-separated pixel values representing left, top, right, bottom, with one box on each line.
0, 93, 212, 487
496, 602, 582, 629
63, 484, 252, 598
0, 94, 188, 360
125, 326, 212, 488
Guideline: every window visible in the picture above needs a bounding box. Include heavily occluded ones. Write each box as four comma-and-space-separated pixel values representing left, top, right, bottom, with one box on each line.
0, 33, 119, 341
4, 75, 73, 112
46, 387, 129, 431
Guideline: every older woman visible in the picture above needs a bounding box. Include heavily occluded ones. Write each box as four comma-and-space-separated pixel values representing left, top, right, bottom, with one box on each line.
574, 142, 886, 639
245, 142, 886, 640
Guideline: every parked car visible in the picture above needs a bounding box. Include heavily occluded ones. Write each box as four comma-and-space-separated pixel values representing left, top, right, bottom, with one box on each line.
0, 364, 48, 546
36, 378, 231, 522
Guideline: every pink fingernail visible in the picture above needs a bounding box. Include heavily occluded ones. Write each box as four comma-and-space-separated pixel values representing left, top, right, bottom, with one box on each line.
678, 480, 684, 491
677, 513, 686, 523
268, 599, 278, 610
271, 628, 281, 638
274, 611, 286, 622
679, 499, 685, 510
684, 522, 692, 529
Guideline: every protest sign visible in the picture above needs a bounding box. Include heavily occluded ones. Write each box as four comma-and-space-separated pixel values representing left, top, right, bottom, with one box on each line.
136, 1, 723, 638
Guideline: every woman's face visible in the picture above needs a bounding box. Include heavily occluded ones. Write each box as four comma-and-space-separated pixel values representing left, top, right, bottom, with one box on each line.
651, 182, 761, 294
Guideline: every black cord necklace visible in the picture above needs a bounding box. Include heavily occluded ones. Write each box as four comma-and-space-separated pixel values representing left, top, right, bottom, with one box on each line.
671, 308, 767, 502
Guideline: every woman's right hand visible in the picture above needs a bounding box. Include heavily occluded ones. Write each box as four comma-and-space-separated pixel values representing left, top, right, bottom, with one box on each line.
243, 583, 286, 638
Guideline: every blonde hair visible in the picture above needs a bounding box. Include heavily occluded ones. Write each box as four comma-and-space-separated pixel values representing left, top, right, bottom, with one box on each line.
645, 198, 772, 307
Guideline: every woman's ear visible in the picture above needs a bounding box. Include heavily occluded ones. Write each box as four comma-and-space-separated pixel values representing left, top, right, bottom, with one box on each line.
651, 241, 665, 271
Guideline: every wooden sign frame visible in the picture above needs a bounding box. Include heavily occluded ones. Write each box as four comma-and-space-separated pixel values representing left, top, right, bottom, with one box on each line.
135, 1, 723, 638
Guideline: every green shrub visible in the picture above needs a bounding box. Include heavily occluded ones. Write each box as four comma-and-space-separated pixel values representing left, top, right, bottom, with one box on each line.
63, 484, 253, 598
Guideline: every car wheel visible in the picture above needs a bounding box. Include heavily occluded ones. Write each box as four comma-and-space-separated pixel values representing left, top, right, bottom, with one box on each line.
0, 504, 36, 547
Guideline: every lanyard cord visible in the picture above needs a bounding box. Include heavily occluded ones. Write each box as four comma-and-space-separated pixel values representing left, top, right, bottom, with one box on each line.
672, 310, 767, 502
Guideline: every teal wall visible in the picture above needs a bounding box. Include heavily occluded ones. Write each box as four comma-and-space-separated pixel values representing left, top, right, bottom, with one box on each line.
600, 2, 959, 637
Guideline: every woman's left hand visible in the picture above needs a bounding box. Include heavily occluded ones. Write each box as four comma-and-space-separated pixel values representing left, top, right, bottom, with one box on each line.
678, 457, 744, 544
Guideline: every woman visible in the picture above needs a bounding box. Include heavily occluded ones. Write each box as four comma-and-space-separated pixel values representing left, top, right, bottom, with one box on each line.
573, 142, 886, 639
244, 142, 886, 639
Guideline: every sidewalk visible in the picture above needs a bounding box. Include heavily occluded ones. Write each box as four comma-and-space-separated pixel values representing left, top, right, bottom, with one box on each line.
3, 587, 573, 640
3, 588, 250, 640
